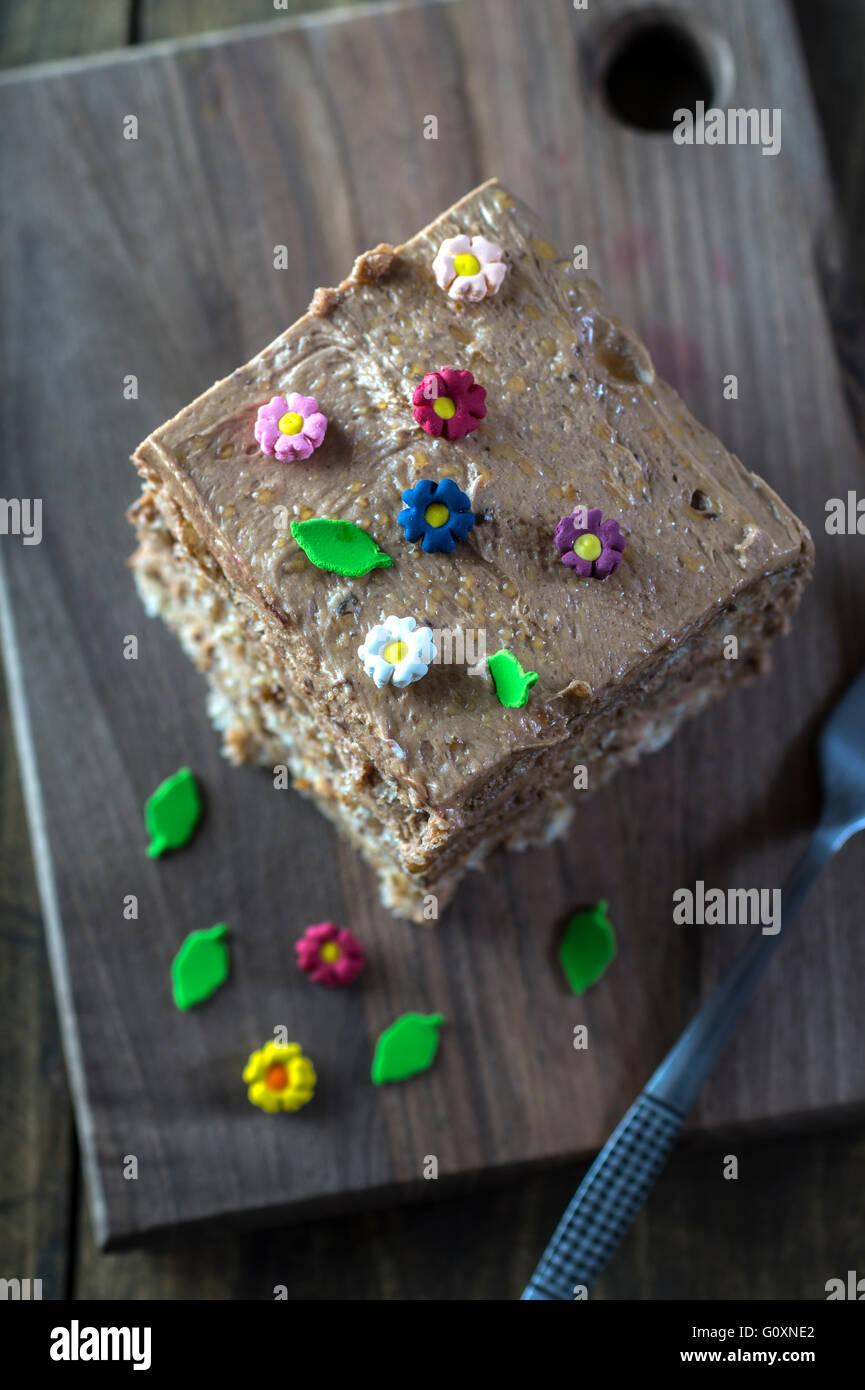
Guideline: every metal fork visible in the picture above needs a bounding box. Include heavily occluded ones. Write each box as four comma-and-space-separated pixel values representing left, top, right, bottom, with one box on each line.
521, 665, 865, 1300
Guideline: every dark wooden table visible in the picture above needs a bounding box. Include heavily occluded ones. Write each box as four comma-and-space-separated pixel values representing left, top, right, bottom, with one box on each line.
2, 0, 864, 1300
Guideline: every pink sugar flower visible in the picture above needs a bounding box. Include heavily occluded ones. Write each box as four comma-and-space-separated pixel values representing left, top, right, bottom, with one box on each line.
412, 368, 486, 441
254, 393, 327, 462
295, 921, 366, 987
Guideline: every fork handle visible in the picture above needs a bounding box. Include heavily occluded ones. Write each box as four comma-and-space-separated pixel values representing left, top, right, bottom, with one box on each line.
521, 1093, 685, 1299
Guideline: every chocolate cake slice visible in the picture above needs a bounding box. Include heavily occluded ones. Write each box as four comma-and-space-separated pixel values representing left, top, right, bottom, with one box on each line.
129, 179, 813, 921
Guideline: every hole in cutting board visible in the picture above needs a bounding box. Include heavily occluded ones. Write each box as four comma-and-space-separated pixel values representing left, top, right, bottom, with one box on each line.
598, 9, 732, 132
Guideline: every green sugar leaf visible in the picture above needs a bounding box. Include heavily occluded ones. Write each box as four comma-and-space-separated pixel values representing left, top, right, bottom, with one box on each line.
558, 900, 617, 995
371, 1012, 445, 1085
488, 649, 539, 708
171, 923, 230, 1010
145, 767, 202, 858
291, 518, 393, 577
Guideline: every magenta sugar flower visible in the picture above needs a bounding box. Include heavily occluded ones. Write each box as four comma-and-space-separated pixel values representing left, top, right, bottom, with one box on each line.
255, 393, 327, 462
412, 368, 486, 441
554, 506, 627, 579
295, 921, 366, 987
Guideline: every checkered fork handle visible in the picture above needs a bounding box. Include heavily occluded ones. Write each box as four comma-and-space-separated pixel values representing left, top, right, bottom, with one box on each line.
521, 1093, 684, 1300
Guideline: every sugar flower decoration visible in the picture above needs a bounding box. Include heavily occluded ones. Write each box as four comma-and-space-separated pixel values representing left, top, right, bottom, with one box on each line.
398, 478, 475, 554
358, 615, 436, 689
412, 368, 486, 441
243, 1040, 317, 1114
432, 234, 507, 302
296, 921, 366, 988
554, 506, 627, 579
254, 392, 327, 462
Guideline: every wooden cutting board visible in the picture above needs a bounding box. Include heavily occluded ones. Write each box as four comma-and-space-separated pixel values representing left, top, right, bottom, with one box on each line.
2, 0, 864, 1248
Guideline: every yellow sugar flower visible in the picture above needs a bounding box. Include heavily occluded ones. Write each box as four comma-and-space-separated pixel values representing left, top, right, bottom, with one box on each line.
243, 1040, 317, 1113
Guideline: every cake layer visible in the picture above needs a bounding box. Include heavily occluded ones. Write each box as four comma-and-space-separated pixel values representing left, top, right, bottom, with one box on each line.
131, 179, 814, 829
130, 178, 813, 918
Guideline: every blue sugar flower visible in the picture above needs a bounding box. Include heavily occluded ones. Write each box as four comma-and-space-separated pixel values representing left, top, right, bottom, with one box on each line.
398, 478, 475, 555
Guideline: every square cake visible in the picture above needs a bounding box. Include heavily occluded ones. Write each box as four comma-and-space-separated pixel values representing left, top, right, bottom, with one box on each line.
129, 179, 813, 921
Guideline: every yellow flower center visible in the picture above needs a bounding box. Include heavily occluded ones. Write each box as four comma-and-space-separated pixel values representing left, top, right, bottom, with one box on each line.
453, 252, 481, 278
432, 396, 456, 419
383, 639, 408, 666
574, 532, 602, 562
278, 411, 304, 435
424, 502, 450, 529
265, 1063, 289, 1092
320, 941, 342, 963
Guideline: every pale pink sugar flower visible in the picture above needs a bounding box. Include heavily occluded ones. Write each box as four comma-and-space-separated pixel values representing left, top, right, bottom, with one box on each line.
254, 392, 328, 462
432, 234, 507, 303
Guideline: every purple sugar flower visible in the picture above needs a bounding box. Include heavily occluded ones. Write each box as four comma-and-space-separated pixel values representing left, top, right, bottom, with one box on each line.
554, 506, 626, 579
254, 392, 327, 462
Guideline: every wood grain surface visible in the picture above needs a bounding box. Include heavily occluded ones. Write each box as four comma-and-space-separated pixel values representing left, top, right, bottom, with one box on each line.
1, 0, 865, 1257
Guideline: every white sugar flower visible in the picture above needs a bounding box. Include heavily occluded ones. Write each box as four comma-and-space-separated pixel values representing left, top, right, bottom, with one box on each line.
358, 616, 436, 690
432, 234, 507, 303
